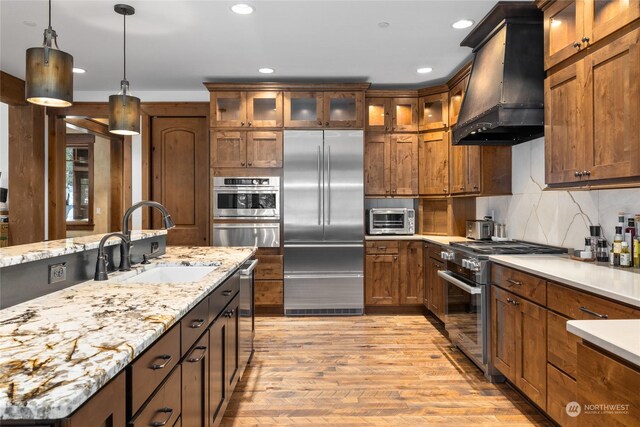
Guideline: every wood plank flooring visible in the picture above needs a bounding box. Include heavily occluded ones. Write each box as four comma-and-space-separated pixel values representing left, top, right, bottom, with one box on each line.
222, 315, 551, 426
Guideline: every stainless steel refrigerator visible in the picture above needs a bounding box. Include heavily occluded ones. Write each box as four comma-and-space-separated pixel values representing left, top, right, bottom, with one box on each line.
283, 130, 364, 315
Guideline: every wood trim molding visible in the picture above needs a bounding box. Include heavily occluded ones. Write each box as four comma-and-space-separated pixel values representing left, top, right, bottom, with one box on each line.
65, 117, 111, 137
204, 82, 371, 92
447, 61, 473, 89
365, 89, 419, 98
140, 102, 209, 117
0, 71, 27, 106
417, 84, 449, 97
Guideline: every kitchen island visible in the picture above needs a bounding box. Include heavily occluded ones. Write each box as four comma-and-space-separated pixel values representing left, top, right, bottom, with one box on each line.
0, 245, 255, 424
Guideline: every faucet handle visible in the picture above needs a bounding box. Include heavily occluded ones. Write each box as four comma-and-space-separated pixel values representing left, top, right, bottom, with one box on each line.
142, 254, 150, 264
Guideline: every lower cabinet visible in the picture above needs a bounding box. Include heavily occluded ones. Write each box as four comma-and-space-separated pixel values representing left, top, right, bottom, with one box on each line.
67, 372, 126, 427
425, 255, 445, 321
365, 240, 424, 307
182, 334, 209, 427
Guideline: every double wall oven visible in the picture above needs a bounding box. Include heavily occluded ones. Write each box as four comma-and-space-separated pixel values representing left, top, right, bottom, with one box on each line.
213, 177, 280, 248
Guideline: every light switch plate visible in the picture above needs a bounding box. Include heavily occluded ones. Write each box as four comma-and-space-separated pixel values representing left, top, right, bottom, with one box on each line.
49, 263, 67, 284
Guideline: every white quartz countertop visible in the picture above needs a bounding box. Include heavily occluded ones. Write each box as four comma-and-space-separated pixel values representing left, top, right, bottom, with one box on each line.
365, 234, 470, 245
489, 255, 640, 308
0, 246, 256, 421
0, 230, 168, 268
567, 320, 640, 367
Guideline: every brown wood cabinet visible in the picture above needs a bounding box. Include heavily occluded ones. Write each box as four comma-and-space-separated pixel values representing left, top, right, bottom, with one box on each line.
246, 91, 283, 128
212, 130, 283, 169
546, 363, 578, 427
181, 334, 209, 427
399, 241, 424, 305
284, 92, 324, 128
364, 133, 418, 196
491, 285, 547, 410
365, 253, 399, 305
211, 91, 282, 128
542, 0, 640, 70
323, 91, 364, 128
67, 373, 126, 427
419, 131, 450, 196
448, 75, 469, 127
419, 92, 449, 131
450, 145, 480, 195
365, 97, 418, 132
425, 254, 445, 321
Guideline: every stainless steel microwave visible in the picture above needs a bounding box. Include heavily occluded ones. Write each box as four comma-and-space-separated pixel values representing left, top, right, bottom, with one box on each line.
213, 177, 280, 219
367, 208, 415, 235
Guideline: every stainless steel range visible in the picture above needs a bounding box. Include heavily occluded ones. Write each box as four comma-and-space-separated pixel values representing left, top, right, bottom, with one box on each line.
438, 240, 566, 381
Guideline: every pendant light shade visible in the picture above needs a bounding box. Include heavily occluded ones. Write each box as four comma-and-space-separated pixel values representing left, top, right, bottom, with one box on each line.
25, 0, 74, 107
109, 4, 140, 136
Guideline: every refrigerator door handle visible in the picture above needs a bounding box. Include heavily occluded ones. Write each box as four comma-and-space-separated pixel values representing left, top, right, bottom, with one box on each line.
326, 145, 331, 225
317, 145, 322, 225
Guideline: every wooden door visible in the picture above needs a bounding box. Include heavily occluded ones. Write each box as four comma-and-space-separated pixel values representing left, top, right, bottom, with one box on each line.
426, 257, 445, 320
67, 372, 125, 427
391, 97, 418, 132
209, 318, 227, 426
246, 131, 283, 168
246, 91, 283, 128
211, 91, 247, 128
419, 92, 449, 130
226, 295, 240, 394
583, 28, 640, 181
181, 334, 209, 427
515, 296, 547, 410
399, 241, 423, 305
449, 75, 469, 126
390, 134, 418, 196
544, 62, 585, 185
449, 144, 468, 194
152, 117, 209, 246
212, 130, 247, 168
547, 364, 578, 427
466, 146, 481, 194
491, 286, 517, 382
365, 98, 390, 132
364, 132, 390, 196
365, 254, 399, 305
584, 0, 640, 44
284, 92, 324, 128
419, 131, 449, 195
324, 91, 364, 128
543, 0, 585, 70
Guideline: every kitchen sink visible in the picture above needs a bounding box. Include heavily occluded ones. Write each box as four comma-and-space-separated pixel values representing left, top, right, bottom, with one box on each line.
120, 266, 217, 284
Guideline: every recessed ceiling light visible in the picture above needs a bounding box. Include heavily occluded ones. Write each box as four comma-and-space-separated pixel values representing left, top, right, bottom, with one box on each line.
231, 4, 254, 15
452, 19, 474, 29
23, 20, 37, 27
72, 67, 86, 74
258, 67, 275, 74
417, 67, 433, 74
378, 21, 390, 28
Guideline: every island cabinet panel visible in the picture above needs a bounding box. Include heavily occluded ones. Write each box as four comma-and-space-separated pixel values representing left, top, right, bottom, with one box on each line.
546, 363, 578, 427
181, 334, 209, 427
576, 342, 640, 427
209, 314, 228, 426
129, 366, 181, 427
181, 295, 210, 357
67, 372, 126, 427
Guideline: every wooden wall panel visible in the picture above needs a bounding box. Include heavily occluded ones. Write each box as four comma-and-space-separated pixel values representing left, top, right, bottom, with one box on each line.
47, 116, 67, 241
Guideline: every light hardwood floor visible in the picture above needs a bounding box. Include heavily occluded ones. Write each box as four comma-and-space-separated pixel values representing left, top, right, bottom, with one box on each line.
222, 315, 551, 426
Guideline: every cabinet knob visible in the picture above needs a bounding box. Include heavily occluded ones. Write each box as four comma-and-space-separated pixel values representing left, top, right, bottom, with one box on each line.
325, 121, 330, 126
573, 41, 582, 49
582, 36, 590, 45
241, 162, 245, 166
574, 171, 579, 177
443, 188, 447, 192
317, 120, 323, 125
584, 170, 591, 176
473, 186, 478, 190
392, 189, 397, 193
459, 186, 464, 190
248, 162, 253, 166
393, 256, 398, 261
248, 121, 252, 127
241, 121, 245, 126
386, 189, 390, 193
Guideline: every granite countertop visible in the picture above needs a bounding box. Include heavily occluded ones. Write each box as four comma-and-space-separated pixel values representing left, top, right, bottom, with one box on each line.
365, 234, 470, 245
0, 245, 256, 421
567, 319, 640, 367
0, 230, 168, 268
489, 255, 640, 308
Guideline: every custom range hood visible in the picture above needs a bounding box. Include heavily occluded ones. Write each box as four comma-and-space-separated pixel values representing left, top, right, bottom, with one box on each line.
452, 2, 544, 146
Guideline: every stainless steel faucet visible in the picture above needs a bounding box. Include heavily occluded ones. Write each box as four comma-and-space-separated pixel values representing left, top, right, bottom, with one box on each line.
94, 233, 130, 281
120, 201, 176, 270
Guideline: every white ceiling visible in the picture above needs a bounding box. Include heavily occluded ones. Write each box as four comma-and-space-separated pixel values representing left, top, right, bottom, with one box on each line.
0, 1, 521, 92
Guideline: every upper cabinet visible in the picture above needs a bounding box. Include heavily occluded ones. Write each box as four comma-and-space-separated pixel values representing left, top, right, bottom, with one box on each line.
419, 92, 449, 131
284, 92, 324, 128
323, 91, 364, 128
211, 130, 283, 169
365, 132, 418, 196
211, 91, 283, 128
543, 0, 640, 70
419, 131, 450, 196
366, 97, 418, 132
448, 75, 469, 127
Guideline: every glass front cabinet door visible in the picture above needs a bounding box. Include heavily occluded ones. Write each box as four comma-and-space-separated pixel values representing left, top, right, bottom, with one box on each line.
544, 0, 584, 69
390, 98, 418, 132
212, 91, 247, 128
323, 91, 364, 128
246, 91, 283, 128
366, 98, 390, 132
284, 92, 324, 128
419, 92, 449, 131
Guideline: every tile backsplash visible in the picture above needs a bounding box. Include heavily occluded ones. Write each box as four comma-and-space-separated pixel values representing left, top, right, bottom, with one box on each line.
476, 137, 640, 250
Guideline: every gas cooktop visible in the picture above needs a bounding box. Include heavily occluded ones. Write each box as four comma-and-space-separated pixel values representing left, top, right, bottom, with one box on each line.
449, 240, 568, 256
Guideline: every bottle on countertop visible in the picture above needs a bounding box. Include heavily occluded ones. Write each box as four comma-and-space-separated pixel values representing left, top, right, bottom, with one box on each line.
624, 218, 636, 267
596, 238, 609, 262
620, 242, 631, 268
612, 226, 624, 267
589, 225, 600, 254
618, 212, 626, 227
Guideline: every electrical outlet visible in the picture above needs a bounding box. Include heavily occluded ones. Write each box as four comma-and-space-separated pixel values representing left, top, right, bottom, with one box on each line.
151, 241, 159, 254
49, 263, 67, 284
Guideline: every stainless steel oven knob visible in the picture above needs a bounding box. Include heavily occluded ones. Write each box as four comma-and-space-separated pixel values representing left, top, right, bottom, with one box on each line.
468, 259, 481, 272
441, 251, 455, 261
462, 259, 470, 269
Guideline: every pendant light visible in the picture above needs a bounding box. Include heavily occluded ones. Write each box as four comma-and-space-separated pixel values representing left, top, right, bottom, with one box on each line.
109, 4, 140, 136
25, 0, 74, 107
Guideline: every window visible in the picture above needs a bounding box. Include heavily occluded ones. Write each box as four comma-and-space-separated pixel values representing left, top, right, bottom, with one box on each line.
65, 134, 94, 229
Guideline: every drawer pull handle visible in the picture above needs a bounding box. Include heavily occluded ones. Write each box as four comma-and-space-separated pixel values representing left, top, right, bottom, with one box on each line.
506, 297, 520, 306
150, 407, 174, 426
222, 290, 233, 296
187, 345, 207, 363
190, 318, 206, 329
378, 246, 387, 250
150, 354, 172, 370
506, 278, 522, 286
579, 306, 608, 319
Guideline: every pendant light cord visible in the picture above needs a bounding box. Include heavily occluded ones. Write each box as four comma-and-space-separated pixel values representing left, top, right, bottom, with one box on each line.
123, 13, 127, 81
48, 0, 51, 29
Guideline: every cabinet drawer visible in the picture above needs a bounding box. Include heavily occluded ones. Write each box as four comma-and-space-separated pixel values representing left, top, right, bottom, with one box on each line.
491, 264, 546, 305
209, 271, 240, 323
365, 241, 399, 255
129, 365, 181, 427
255, 280, 283, 305
427, 244, 442, 261
129, 325, 180, 417
547, 310, 579, 378
546, 363, 577, 427
181, 295, 209, 357
547, 282, 640, 320
255, 255, 283, 280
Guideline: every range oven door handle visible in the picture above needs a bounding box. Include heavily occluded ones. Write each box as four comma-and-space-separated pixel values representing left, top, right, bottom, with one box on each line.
437, 270, 482, 295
